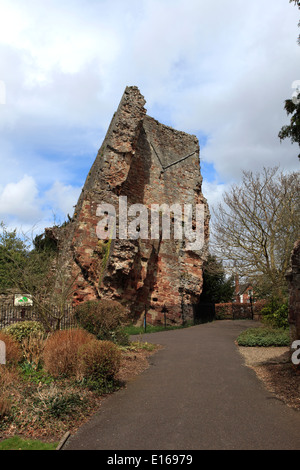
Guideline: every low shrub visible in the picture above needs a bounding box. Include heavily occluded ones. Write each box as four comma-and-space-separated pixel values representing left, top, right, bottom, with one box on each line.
236, 327, 290, 347
78, 339, 121, 391
20, 361, 54, 385
0, 331, 23, 366
4, 321, 45, 343
45, 392, 88, 419
42, 328, 95, 377
0, 394, 11, 418
32, 382, 89, 419
21, 331, 46, 370
260, 298, 289, 329
0, 365, 18, 417
215, 303, 232, 320
75, 300, 129, 345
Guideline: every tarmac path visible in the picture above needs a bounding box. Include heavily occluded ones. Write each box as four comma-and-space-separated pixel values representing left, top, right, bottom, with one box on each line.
64, 320, 300, 450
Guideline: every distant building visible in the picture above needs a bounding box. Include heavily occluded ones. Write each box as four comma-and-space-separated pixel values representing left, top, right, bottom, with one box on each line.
234, 276, 254, 304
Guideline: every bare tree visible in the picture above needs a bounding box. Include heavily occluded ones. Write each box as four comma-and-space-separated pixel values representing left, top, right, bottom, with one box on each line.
212, 167, 300, 298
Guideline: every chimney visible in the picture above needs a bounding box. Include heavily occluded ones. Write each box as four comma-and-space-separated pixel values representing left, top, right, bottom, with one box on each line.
235, 275, 240, 302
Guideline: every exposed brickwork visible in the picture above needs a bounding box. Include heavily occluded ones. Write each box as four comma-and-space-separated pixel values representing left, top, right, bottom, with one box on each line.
48, 86, 210, 325
286, 239, 300, 341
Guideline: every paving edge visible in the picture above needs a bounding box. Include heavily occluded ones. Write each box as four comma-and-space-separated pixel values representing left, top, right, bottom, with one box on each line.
56, 431, 71, 450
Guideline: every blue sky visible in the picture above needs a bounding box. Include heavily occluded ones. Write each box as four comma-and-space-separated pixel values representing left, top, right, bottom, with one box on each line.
0, 0, 299, 236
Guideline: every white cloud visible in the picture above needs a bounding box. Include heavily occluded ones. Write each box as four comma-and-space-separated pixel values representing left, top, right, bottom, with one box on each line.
202, 181, 229, 214
0, 175, 41, 222
0, 174, 82, 234
45, 181, 82, 219
0, 0, 299, 231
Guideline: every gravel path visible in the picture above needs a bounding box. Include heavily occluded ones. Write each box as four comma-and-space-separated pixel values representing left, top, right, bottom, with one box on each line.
238, 346, 290, 366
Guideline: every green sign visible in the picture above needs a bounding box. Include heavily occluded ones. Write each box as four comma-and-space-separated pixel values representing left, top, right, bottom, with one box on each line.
14, 295, 33, 307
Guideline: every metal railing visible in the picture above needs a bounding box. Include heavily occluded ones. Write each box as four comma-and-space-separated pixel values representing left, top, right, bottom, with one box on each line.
0, 305, 77, 330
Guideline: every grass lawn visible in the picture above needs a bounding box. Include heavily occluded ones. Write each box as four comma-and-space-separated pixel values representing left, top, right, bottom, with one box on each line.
123, 322, 193, 336
0, 436, 58, 450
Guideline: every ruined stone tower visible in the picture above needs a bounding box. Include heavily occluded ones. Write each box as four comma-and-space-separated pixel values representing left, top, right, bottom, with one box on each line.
49, 86, 210, 325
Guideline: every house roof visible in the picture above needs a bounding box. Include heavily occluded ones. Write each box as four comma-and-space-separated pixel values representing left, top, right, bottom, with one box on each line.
237, 283, 253, 295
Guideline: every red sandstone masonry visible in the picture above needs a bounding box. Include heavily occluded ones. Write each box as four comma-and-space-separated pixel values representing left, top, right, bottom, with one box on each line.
286, 239, 300, 341
47, 86, 210, 325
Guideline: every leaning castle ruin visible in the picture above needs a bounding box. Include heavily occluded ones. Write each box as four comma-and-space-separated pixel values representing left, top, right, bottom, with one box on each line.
48, 86, 210, 325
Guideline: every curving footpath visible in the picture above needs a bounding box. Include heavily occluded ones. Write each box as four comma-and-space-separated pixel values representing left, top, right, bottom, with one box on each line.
64, 320, 300, 450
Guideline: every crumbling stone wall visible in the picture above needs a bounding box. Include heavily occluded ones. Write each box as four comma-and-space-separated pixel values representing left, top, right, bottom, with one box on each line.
49, 86, 210, 325
286, 239, 300, 341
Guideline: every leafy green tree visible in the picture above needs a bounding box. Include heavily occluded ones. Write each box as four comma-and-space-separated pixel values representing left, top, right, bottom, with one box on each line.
278, 0, 300, 158
33, 232, 58, 253
278, 92, 300, 160
0, 223, 28, 290
0, 223, 76, 330
0, 223, 56, 294
261, 297, 289, 329
200, 254, 235, 303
